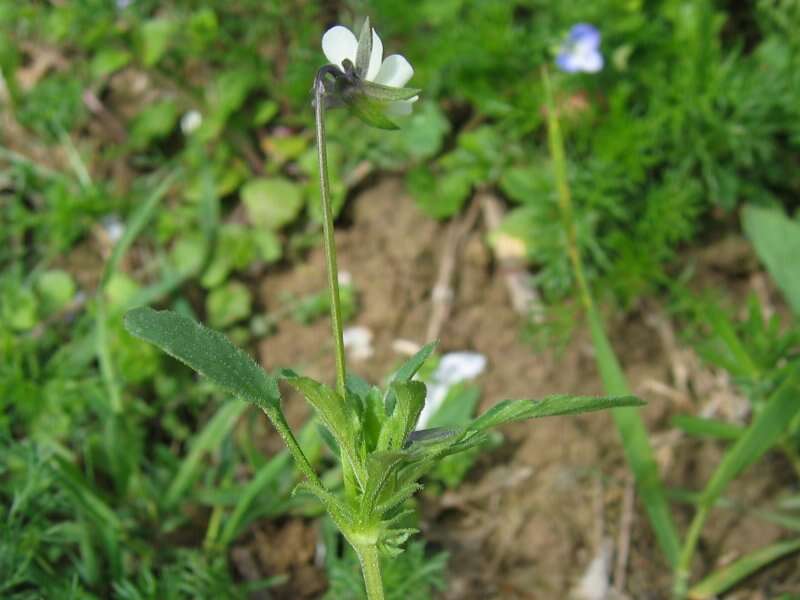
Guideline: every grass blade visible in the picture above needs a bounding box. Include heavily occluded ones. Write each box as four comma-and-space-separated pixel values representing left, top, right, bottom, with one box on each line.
688, 537, 800, 599
542, 66, 681, 567
588, 299, 682, 567
165, 401, 248, 509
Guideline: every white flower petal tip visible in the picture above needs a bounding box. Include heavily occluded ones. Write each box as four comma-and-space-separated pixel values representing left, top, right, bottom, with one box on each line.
416, 352, 487, 429
374, 54, 414, 87
343, 326, 374, 362
322, 25, 358, 71
434, 352, 487, 386
180, 110, 203, 135
366, 28, 384, 81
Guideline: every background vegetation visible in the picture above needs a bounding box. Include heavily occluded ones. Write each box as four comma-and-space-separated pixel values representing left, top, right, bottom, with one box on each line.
2, 0, 800, 598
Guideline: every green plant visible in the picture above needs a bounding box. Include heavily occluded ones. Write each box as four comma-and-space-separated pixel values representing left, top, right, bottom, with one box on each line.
124, 19, 641, 599
544, 66, 800, 599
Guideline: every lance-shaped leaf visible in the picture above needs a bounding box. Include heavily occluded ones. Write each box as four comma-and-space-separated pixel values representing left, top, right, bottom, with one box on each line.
469, 394, 644, 432
391, 341, 437, 383
284, 374, 367, 487
688, 537, 800, 599
384, 340, 437, 414
124, 307, 280, 411
361, 452, 406, 519
361, 80, 421, 102
377, 381, 426, 451
294, 481, 356, 534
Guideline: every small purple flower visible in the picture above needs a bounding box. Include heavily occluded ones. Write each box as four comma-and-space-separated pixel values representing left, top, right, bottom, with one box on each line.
556, 24, 603, 74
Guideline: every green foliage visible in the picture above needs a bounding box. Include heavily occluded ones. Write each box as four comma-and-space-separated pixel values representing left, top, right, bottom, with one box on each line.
322, 520, 447, 600
124, 306, 641, 580
743, 205, 800, 315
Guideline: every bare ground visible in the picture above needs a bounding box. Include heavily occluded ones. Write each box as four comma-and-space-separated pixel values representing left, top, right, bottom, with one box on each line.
237, 178, 798, 599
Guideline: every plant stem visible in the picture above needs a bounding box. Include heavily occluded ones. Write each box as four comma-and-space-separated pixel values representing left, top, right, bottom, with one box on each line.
542, 67, 682, 567
355, 544, 386, 600
541, 68, 592, 314
673, 505, 709, 599
314, 70, 348, 401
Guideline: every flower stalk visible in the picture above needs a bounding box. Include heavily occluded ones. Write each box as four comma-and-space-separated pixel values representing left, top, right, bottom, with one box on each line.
313, 68, 348, 401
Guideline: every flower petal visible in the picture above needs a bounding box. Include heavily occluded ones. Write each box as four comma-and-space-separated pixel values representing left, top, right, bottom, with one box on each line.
322, 25, 358, 71
569, 23, 601, 49
576, 50, 603, 73
556, 52, 579, 73
374, 54, 414, 88
385, 96, 417, 117
365, 28, 383, 81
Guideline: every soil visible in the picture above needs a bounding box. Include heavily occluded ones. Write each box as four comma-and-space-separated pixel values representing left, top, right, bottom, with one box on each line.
235, 178, 798, 599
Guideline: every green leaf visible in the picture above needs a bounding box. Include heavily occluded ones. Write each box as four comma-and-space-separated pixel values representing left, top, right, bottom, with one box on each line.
384, 341, 437, 415
407, 165, 477, 219
390, 341, 437, 383
53, 457, 122, 531
165, 401, 247, 509
123, 307, 280, 412
670, 415, 744, 441
699, 362, 800, 507
362, 452, 406, 517
219, 451, 292, 546
427, 383, 481, 428
742, 204, 800, 314
688, 537, 800, 599
283, 375, 366, 486
587, 308, 681, 567
377, 381, 426, 451
137, 18, 177, 66
206, 281, 252, 329
241, 177, 304, 230
90, 48, 132, 78
36, 269, 76, 314
469, 394, 644, 432
294, 482, 355, 535
129, 100, 178, 150
252, 229, 283, 263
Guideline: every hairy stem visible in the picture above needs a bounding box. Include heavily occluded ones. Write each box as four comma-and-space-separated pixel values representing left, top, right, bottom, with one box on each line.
355, 544, 386, 600
313, 69, 348, 401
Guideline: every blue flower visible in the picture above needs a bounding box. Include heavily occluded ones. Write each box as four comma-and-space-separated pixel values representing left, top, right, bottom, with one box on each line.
556, 24, 603, 74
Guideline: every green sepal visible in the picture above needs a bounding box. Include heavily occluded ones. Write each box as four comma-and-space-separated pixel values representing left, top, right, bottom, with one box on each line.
347, 94, 399, 130
361, 80, 421, 102
355, 17, 372, 80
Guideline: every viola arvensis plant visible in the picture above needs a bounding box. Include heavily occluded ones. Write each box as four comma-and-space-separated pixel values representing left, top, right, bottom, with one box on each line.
317, 18, 419, 129
124, 17, 641, 600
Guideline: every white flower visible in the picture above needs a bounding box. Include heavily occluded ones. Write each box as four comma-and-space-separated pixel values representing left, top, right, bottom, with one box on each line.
321, 23, 417, 117
417, 352, 487, 429
343, 325, 374, 361
180, 110, 203, 135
